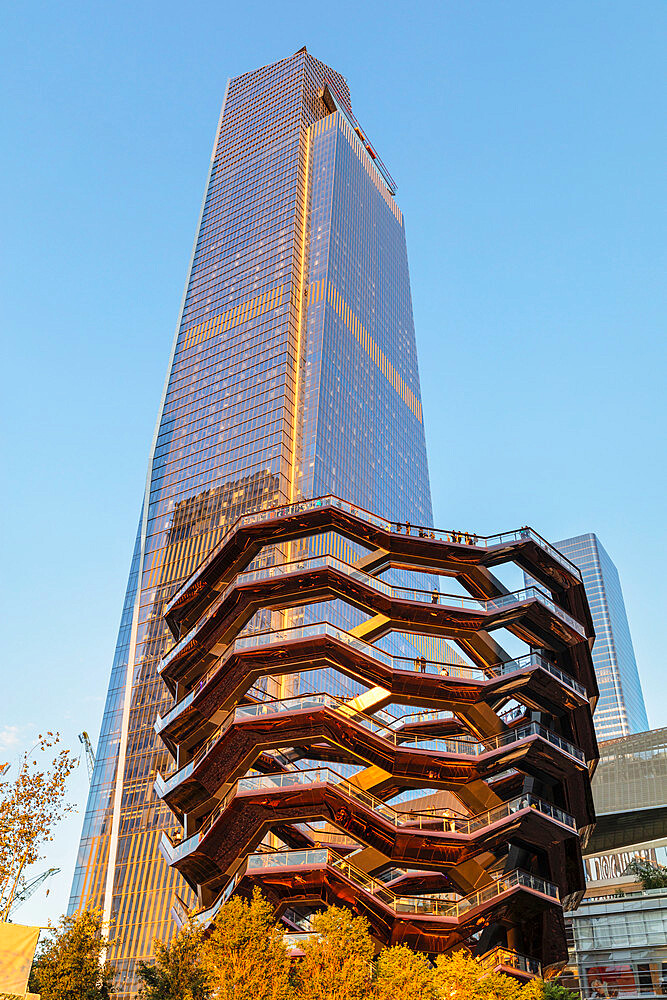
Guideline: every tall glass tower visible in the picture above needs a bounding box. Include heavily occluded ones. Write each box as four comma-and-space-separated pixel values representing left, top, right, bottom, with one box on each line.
553, 533, 648, 740
69, 49, 435, 991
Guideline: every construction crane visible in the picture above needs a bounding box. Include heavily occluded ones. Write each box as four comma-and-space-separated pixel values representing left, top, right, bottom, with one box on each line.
78, 731, 96, 782
9, 868, 60, 917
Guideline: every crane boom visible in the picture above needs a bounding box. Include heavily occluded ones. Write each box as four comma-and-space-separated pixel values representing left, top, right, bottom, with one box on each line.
10, 868, 60, 915
78, 731, 96, 781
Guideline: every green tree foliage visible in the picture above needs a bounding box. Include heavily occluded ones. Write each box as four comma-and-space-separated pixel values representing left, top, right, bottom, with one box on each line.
28, 909, 115, 1000
201, 887, 291, 1000
623, 858, 667, 889
540, 980, 582, 1000
137, 922, 208, 1000
375, 944, 437, 999
294, 906, 374, 1000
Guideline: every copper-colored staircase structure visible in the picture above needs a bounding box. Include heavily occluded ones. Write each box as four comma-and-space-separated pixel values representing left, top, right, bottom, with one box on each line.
155, 496, 598, 975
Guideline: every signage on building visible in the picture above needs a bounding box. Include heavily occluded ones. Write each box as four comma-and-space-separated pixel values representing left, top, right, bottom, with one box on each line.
585, 848, 657, 881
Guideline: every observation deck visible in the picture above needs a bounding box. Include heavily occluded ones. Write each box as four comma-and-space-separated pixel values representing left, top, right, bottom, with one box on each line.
155, 496, 598, 974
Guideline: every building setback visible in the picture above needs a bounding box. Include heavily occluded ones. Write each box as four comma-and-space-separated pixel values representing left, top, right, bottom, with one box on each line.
554, 534, 648, 740
70, 49, 436, 993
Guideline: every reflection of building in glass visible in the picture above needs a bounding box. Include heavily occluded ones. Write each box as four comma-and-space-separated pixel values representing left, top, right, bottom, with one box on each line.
569, 890, 667, 999
537, 533, 647, 740
69, 49, 440, 995
565, 728, 667, 998
157, 498, 598, 975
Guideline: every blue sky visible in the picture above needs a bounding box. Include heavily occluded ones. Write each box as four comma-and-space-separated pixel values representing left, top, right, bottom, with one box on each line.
2, 0, 665, 928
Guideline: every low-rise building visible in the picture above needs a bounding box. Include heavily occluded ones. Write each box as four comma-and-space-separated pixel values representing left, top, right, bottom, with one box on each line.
565, 728, 667, 997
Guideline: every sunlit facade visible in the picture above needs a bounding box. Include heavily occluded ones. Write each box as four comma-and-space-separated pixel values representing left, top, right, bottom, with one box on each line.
554, 534, 648, 740
69, 49, 438, 993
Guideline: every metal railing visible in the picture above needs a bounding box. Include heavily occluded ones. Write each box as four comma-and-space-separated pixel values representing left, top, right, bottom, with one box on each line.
162, 533, 585, 669
283, 931, 315, 948
230, 554, 585, 635
162, 762, 576, 860
480, 947, 542, 976
184, 845, 558, 929
232, 772, 577, 835
156, 685, 585, 800
246, 848, 559, 917
165, 494, 582, 618
155, 620, 586, 735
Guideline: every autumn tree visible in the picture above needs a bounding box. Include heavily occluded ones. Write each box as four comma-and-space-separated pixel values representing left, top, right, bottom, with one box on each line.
293, 906, 374, 1000
0, 732, 77, 919
28, 909, 115, 1000
137, 922, 208, 1000
201, 887, 291, 1000
517, 979, 546, 1000
375, 943, 437, 999
433, 949, 526, 1000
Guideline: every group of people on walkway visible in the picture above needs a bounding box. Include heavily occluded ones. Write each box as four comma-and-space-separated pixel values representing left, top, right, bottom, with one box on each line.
394, 521, 478, 546
412, 657, 451, 676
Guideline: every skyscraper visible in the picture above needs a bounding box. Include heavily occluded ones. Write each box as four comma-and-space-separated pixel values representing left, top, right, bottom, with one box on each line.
69, 49, 436, 990
553, 533, 648, 740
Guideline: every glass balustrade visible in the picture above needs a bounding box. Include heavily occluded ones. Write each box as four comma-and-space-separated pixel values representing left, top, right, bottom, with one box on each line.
481, 947, 542, 976
163, 542, 585, 670
183, 844, 559, 930
244, 847, 559, 917
164, 761, 576, 857
157, 685, 586, 799
167, 494, 582, 621
156, 621, 586, 735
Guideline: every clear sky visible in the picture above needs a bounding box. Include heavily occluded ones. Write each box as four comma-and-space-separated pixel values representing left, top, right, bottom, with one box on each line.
2, 0, 665, 929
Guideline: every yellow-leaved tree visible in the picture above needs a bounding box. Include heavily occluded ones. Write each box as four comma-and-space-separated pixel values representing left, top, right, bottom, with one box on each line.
137, 921, 208, 1000
433, 949, 540, 1000
293, 906, 374, 1000
0, 733, 77, 920
201, 887, 291, 1000
28, 909, 115, 1000
375, 943, 437, 999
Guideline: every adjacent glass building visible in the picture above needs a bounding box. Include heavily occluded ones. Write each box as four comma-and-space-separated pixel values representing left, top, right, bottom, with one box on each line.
554, 534, 648, 740
564, 728, 667, 998
69, 49, 437, 992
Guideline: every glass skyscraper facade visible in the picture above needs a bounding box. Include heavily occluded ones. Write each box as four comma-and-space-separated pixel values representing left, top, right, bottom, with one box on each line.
69, 49, 436, 991
553, 533, 648, 740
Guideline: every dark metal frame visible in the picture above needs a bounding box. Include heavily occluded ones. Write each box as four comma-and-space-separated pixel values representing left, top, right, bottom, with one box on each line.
155, 496, 598, 974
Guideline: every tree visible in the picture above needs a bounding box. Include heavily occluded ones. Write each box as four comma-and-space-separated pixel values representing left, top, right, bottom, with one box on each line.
0, 732, 77, 919
137, 922, 208, 1000
28, 909, 115, 1000
201, 887, 291, 1000
540, 981, 581, 1000
294, 906, 374, 1000
623, 858, 667, 890
375, 944, 436, 999
518, 981, 581, 1000
433, 949, 525, 1000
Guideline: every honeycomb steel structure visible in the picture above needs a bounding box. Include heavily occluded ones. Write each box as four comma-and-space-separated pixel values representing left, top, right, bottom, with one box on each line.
156, 496, 599, 973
